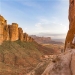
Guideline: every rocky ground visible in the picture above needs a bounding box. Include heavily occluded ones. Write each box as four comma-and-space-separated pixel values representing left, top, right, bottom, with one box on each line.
27, 49, 75, 75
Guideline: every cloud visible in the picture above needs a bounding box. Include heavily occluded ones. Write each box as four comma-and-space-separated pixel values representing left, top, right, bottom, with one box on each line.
37, 33, 66, 39
35, 18, 50, 30
35, 17, 68, 34
35, 23, 43, 30
0, 0, 69, 39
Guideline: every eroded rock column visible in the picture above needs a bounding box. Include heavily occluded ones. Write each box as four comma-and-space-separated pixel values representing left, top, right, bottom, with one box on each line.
0, 22, 3, 45
18, 27, 23, 41
65, 0, 75, 50
9, 23, 18, 41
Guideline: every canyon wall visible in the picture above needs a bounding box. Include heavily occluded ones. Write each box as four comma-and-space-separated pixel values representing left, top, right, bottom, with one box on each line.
0, 15, 34, 44
65, 0, 75, 50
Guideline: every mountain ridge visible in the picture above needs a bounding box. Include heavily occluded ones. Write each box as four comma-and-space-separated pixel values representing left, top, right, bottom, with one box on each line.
31, 35, 64, 44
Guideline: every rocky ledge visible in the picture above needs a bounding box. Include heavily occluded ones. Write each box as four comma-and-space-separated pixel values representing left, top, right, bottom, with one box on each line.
27, 49, 75, 75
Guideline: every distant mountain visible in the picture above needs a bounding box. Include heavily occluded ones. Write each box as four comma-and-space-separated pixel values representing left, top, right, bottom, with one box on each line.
52, 39, 65, 43
31, 35, 51, 43
30, 35, 64, 44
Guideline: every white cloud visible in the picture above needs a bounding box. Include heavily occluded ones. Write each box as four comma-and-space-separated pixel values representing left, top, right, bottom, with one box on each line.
35, 23, 43, 29
35, 17, 68, 34
37, 33, 66, 39
24, 27, 27, 30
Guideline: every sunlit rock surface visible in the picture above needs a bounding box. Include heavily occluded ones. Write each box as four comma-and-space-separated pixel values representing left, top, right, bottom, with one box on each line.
0, 15, 34, 44
65, 0, 75, 49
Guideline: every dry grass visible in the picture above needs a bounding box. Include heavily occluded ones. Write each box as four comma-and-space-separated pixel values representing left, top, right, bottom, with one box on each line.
42, 44, 64, 54
0, 41, 55, 75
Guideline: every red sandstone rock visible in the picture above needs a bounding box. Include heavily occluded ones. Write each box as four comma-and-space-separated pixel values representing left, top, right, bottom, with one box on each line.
65, 0, 75, 50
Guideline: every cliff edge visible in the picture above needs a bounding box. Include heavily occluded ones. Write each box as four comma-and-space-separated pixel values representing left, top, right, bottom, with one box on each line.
0, 15, 34, 45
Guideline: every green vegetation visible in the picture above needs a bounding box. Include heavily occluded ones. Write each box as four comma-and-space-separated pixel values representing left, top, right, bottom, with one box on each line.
0, 40, 54, 74
0, 41, 43, 56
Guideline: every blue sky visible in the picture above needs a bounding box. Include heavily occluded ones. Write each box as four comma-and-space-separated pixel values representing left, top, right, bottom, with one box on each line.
0, 0, 69, 39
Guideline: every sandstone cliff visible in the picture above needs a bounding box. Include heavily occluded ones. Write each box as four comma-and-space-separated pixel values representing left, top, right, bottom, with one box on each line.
18, 27, 23, 41
65, 0, 75, 50
9, 23, 18, 41
0, 15, 34, 45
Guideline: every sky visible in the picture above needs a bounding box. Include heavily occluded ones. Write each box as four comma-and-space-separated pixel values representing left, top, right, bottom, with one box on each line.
0, 0, 69, 39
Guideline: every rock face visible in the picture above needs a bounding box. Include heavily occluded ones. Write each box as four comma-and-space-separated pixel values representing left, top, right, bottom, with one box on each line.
9, 23, 18, 41
65, 0, 75, 50
18, 27, 23, 41
0, 15, 34, 44
42, 49, 75, 75
26, 49, 75, 75
69, 0, 75, 29
0, 15, 6, 45
0, 23, 3, 45
29, 36, 34, 42
23, 33, 29, 41
3, 25, 9, 41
